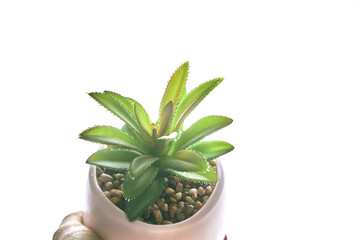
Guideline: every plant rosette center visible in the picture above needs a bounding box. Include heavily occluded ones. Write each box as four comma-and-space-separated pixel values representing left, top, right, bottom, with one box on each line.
96, 159, 218, 224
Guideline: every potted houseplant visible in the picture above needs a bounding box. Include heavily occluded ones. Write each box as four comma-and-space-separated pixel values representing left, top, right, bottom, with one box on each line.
74, 62, 233, 240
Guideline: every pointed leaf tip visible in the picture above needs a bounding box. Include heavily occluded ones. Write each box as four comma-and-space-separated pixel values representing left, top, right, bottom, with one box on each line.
159, 62, 188, 120
79, 125, 146, 153
174, 115, 233, 151
87, 92, 144, 139
188, 141, 234, 160
170, 78, 224, 132
165, 166, 218, 183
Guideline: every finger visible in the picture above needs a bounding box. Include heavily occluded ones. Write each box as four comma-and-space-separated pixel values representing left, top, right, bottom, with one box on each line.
53, 211, 102, 240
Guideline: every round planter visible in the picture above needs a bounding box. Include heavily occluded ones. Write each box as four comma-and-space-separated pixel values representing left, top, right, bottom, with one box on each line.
83, 161, 226, 240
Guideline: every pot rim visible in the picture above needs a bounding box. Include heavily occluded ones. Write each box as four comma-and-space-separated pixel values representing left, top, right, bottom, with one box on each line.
88, 160, 224, 229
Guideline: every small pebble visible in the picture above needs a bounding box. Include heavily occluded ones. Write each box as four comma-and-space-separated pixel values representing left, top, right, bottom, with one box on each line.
99, 173, 113, 183
162, 220, 173, 225
198, 187, 206, 196
151, 204, 159, 211
185, 196, 195, 205
113, 180, 120, 188
177, 201, 185, 212
205, 185, 214, 194
105, 182, 113, 191
176, 183, 183, 192
189, 188, 198, 195
210, 159, 217, 166
114, 173, 124, 180
169, 204, 177, 218
176, 212, 185, 221
194, 201, 203, 209
174, 192, 182, 201
184, 205, 194, 215
160, 203, 169, 212
153, 209, 163, 223
104, 191, 111, 199
110, 189, 124, 198
110, 196, 121, 205
169, 197, 177, 203
189, 188, 198, 200
165, 188, 175, 195
157, 198, 165, 206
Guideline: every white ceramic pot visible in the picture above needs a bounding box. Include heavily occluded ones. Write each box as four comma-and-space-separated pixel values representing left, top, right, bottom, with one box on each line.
83, 161, 226, 240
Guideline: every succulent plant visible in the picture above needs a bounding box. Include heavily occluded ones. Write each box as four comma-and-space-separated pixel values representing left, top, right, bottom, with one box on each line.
80, 62, 234, 221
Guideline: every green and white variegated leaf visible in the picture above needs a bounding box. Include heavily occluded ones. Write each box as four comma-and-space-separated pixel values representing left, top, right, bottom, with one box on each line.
174, 115, 233, 152
165, 165, 218, 183
88, 92, 149, 142
86, 148, 141, 170
159, 62, 188, 118
79, 126, 147, 153
125, 176, 165, 221
187, 141, 234, 161
170, 78, 223, 132
162, 149, 208, 172
129, 155, 160, 179
134, 102, 153, 137
123, 166, 159, 200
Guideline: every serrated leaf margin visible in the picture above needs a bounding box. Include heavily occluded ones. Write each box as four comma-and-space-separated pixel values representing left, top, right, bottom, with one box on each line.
164, 163, 218, 184
123, 166, 159, 200
124, 176, 165, 221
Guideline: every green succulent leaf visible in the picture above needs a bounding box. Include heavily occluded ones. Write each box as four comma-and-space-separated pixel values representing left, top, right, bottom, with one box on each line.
134, 103, 153, 137
79, 126, 146, 153
154, 137, 174, 157
187, 141, 234, 161
86, 148, 141, 170
89, 92, 146, 139
162, 149, 208, 172
165, 165, 218, 183
125, 176, 165, 221
129, 155, 160, 179
159, 62, 188, 118
157, 101, 173, 137
103, 91, 136, 117
123, 166, 159, 200
174, 115, 233, 151
121, 125, 150, 152
170, 78, 223, 132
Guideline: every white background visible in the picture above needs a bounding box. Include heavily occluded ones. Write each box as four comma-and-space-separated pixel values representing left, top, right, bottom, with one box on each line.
1, 1, 360, 239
